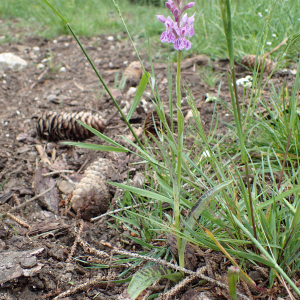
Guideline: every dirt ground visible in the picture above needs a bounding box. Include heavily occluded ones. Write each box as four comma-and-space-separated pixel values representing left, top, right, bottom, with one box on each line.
0, 21, 299, 300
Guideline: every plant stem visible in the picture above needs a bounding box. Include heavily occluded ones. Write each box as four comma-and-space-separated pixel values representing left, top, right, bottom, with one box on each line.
220, 0, 257, 245
277, 128, 292, 190
67, 25, 144, 150
175, 50, 184, 268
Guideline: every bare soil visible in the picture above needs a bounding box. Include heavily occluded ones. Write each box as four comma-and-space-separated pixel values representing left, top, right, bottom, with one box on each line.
0, 22, 298, 299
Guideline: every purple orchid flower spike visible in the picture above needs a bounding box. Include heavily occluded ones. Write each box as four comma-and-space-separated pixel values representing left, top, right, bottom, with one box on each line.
157, 0, 195, 51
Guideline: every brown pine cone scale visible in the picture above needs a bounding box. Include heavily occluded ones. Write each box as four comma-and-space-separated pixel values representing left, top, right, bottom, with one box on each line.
37, 111, 106, 141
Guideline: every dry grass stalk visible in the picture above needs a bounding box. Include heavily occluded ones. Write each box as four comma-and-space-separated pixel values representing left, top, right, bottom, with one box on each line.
12, 193, 21, 206
53, 273, 105, 300
77, 236, 110, 259
112, 249, 249, 300
5, 212, 31, 229
8, 183, 57, 214
160, 267, 206, 300
66, 219, 84, 263
90, 201, 156, 222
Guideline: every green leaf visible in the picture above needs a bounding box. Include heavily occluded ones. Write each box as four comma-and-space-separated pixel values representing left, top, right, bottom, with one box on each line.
185, 180, 232, 230
128, 265, 173, 299
0, 177, 8, 190
180, 180, 232, 260
77, 120, 128, 149
126, 235, 157, 249
127, 72, 149, 121
108, 182, 177, 206
257, 185, 300, 210
61, 142, 127, 153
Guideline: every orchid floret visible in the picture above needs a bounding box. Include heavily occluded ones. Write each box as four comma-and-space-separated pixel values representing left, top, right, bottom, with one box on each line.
157, 0, 195, 51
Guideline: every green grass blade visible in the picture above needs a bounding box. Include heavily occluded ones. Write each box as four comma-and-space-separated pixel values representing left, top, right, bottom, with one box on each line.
127, 72, 149, 121
69, 120, 128, 149
41, 0, 68, 23
61, 142, 127, 152
179, 180, 233, 261
232, 215, 300, 296
108, 182, 177, 206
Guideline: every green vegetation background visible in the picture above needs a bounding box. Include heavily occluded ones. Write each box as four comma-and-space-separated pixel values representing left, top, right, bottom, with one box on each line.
1, 0, 299, 59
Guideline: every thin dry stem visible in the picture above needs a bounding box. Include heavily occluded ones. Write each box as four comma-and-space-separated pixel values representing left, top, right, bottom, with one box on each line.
5, 212, 31, 229
77, 236, 110, 259
42, 170, 74, 177
9, 184, 57, 213
53, 273, 105, 300
66, 219, 84, 263
91, 201, 156, 222
12, 193, 20, 206
112, 249, 249, 299
161, 267, 206, 300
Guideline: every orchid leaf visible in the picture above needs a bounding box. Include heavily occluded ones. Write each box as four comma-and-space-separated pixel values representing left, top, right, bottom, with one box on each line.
128, 265, 180, 299
127, 72, 149, 121
179, 180, 232, 263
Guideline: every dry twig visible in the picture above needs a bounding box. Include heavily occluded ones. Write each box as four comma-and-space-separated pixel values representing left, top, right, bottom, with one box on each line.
91, 201, 155, 222
9, 184, 57, 213
53, 273, 105, 300
160, 267, 206, 300
66, 219, 84, 263
5, 212, 31, 229
112, 249, 249, 300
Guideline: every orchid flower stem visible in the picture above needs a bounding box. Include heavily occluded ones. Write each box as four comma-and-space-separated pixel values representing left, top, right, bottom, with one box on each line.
175, 50, 184, 268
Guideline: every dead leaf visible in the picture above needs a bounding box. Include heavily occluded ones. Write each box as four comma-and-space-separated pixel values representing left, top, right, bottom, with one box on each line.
35, 145, 51, 165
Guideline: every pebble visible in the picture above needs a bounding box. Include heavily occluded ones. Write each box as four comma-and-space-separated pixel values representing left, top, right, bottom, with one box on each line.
127, 86, 137, 96
20, 256, 37, 269
59, 66, 66, 72
107, 36, 114, 41
58, 180, 75, 195
0, 52, 28, 72
37, 63, 45, 70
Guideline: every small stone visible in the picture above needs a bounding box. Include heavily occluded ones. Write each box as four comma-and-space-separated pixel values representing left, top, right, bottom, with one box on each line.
37, 63, 45, 70
0, 53, 28, 72
32, 46, 40, 52
58, 180, 75, 194
127, 87, 137, 96
132, 173, 145, 187
185, 110, 194, 121
59, 66, 66, 72
161, 77, 168, 84
20, 256, 37, 269
46, 94, 58, 102
107, 36, 114, 41
290, 69, 297, 75
41, 58, 48, 63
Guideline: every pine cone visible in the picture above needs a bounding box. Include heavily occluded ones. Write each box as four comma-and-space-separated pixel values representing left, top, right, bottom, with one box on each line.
70, 158, 120, 220
241, 55, 275, 74
36, 111, 106, 141
144, 110, 171, 138
124, 61, 143, 87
